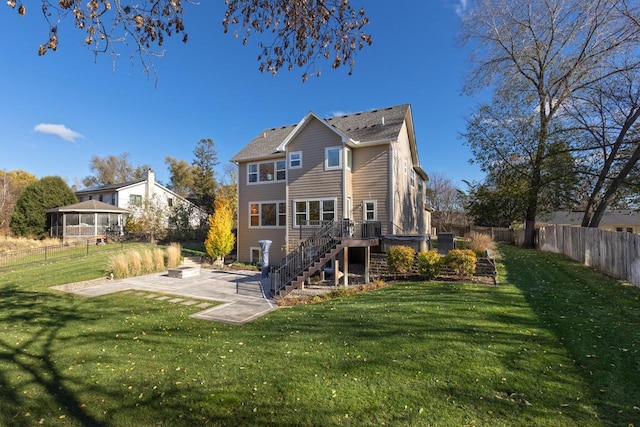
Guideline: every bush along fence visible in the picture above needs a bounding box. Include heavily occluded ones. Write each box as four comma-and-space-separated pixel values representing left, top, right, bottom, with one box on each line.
538, 225, 640, 288
370, 247, 498, 284
0, 240, 127, 271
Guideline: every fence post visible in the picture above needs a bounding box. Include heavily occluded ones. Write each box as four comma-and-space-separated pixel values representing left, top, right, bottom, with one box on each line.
44, 246, 47, 262
86, 240, 90, 255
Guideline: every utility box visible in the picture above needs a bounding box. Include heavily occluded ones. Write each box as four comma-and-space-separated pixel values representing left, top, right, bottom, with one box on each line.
437, 232, 455, 255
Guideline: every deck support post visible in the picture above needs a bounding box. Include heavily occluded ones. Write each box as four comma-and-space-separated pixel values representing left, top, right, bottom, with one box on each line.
364, 246, 370, 284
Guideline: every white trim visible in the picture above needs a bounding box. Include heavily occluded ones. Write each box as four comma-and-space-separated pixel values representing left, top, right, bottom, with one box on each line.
248, 200, 286, 228
289, 151, 303, 169
277, 111, 355, 152
325, 146, 342, 170
363, 200, 377, 222
345, 147, 352, 171
247, 159, 286, 184
250, 247, 262, 264
293, 198, 338, 227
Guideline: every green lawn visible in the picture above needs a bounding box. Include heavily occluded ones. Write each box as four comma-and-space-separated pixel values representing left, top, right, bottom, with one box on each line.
0, 245, 638, 426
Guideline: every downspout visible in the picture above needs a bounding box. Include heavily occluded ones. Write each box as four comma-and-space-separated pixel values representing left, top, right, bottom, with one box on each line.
342, 145, 347, 220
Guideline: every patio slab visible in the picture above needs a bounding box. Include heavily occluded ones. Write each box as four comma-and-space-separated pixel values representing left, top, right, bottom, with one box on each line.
53, 269, 277, 325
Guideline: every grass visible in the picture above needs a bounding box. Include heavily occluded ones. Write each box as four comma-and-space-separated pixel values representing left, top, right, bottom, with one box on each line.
0, 245, 639, 425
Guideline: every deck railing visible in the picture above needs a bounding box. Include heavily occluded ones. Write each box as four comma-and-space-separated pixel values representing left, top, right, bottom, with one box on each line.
270, 219, 381, 295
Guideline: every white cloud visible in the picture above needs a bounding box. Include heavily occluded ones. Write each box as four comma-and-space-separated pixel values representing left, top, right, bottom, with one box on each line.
33, 123, 83, 142
454, 0, 469, 17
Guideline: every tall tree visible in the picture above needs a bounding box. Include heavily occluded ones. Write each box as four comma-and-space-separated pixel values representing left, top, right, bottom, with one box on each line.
566, 66, 640, 228
460, 0, 640, 247
0, 169, 37, 235
425, 172, 466, 232
10, 176, 77, 238
6, 1, 371, 80
165, 156, 196, 198
192, 138, 219, 211
83, 153, 150, 188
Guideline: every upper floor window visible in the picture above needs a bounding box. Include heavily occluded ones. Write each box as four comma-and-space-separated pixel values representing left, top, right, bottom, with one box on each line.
346, 148, 352, 171
404, 159, 408, 176
250, 201, 286, 227
417, 178, 423, 193
248, 160, 286, 184
289, 151, 302, 169
410, 170, 415, 187
129, 194, 142, 205
325, 147, 342, 170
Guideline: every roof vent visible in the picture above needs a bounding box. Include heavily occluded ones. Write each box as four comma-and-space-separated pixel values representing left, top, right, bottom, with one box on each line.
263, 132, 267, 138
382, 116, 385, 126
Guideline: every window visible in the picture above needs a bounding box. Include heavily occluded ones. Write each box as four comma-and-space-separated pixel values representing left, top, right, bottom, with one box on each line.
418, 178, 423, 193
168, 198, 173, 207
129, 194, 142, 205
364, 200, 376, 221
627, 227, 633, 233
111, 194, 116, 205
346, 148, 352, 170
410, 170, 415, 187
250, 247, 262, 264
325, 147, 341, 170
249, 201, 286, 227
404, 159, 408, 176
248, 160, 286, 184
99, 194, 103, 202
294, 199, 336, 226
289, 151, 302, 169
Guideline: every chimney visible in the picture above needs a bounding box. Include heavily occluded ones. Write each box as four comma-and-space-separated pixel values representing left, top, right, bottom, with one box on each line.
146, 168, 155, 198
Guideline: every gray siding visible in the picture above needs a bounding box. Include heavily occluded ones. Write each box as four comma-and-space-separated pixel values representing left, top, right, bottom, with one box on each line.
351, 145, 390, 233
286, 119, 344, 243
236, 161, 287, 263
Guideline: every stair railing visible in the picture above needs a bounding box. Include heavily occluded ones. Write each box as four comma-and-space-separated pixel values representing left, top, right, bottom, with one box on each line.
269, 220, 340, 296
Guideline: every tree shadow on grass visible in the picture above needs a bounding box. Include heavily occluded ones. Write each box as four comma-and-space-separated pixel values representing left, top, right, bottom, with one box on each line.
500, 245, 640, 425
0, 284, 109, 426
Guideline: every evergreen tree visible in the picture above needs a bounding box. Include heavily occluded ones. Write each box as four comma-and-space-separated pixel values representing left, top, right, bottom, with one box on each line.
10, 176, 77, 238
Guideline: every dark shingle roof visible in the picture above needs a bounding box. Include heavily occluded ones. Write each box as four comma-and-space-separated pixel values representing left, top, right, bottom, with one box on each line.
230, 104, 411, 162
76, 180, 144, 194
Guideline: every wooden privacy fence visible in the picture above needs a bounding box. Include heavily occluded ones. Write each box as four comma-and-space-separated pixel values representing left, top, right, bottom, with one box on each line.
538, 225, 640, 287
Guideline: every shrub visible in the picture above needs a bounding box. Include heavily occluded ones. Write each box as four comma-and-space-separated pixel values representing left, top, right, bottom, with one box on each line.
387, 245, 415, 276
416, 250, 443, 280
141, 249, 155, 273
128, 251, 143, 276
463, 232, 499, 258
109, 253, 129, 279
153, 248, 166, 271
166, 243, 182, 268
444, 249, 477, 277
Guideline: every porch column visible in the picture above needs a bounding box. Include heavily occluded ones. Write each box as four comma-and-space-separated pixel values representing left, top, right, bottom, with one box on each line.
364, 246, 370, 284
333, 258, 340, 287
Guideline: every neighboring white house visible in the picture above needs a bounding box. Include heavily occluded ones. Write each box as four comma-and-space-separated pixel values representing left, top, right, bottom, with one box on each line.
75, 168, 205, 229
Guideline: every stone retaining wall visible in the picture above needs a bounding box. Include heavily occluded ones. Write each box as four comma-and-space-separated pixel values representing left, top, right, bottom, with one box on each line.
370, 253, 497, 283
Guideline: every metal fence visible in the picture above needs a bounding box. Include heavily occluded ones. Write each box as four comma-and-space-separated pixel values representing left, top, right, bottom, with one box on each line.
0, 240, 126, 271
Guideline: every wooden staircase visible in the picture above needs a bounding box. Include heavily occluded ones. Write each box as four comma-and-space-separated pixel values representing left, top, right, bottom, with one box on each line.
281, 242, 345, 295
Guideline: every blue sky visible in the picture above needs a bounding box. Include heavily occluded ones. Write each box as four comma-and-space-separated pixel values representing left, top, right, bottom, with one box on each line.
0, 0, 483, 189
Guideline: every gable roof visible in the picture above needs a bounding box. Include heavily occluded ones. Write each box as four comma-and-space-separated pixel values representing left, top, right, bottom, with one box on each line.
76, 179, 145, 194
46, 200, 129, 213
230, 104, 412, 163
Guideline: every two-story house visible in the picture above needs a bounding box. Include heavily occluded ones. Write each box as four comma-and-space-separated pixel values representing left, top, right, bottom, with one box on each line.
231, 104, 431, 293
